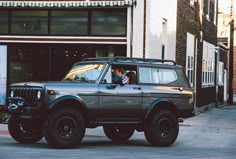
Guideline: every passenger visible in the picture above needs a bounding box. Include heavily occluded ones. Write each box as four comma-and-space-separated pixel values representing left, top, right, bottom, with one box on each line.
113, 68, 129, 84
126, 71, 136, 84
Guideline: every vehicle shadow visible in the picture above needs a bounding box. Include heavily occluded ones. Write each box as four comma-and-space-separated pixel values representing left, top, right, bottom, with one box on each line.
0, 137, 152, 149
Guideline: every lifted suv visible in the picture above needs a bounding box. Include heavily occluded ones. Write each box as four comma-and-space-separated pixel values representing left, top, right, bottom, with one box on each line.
6, 57, 194, 148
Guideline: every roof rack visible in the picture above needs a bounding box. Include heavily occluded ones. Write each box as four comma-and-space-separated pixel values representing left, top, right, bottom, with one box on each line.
81, 56, 176, 65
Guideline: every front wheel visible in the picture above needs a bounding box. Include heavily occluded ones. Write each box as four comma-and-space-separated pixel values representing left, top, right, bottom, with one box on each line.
144, 110, 179, 147
43, 108, 85, 148
103, 126, 134, 142
8, 115, 43, 144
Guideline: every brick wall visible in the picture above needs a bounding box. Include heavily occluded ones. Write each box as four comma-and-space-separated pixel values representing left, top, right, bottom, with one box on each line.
176, 0, 218, 107
233, 46, 236, 94
176, 0, 200, 67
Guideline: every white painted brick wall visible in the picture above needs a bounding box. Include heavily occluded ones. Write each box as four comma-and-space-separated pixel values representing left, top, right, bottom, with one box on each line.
132, 0, 144, 58
130, 0, 177, 60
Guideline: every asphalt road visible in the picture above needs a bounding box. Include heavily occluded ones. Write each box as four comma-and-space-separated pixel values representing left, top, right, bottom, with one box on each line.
0, 105, 236, 159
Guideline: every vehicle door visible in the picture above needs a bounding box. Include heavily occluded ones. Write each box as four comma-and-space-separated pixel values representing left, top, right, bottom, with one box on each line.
98, 65, 142, 119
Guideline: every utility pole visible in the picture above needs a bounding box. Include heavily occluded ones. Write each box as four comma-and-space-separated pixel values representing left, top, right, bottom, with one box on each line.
228, 0, 234, 104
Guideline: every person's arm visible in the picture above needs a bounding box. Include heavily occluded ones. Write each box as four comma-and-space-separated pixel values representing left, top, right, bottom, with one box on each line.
122, 75, 129, 84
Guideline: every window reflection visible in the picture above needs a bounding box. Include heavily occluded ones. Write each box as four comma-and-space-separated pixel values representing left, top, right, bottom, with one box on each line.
91, 11, 126, 36
0, 11, 8, 34
64, 64, 105, 82
51, 11, 88, 35
11, 11, 48, 34
8, 10, 127, 36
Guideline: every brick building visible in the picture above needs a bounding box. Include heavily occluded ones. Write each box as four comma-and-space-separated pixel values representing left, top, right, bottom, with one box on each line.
218, 8, 236, 102
176, 0, 227, 110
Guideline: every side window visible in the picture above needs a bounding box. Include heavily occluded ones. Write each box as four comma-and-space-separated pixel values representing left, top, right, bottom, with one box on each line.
102, 67, 112, 83
139, 67, 177, 84
139, 67, 152, 83
151, 68, 160, 83
159, 69, 178, 84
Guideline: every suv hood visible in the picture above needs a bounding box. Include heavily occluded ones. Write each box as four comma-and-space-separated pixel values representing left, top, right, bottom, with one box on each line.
10, 81, 98, 93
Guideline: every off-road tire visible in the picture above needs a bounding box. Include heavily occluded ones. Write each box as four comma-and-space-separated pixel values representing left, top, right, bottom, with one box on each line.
144, 110, 179, 147
43, 108, 85, 148
8, 115, 43, 144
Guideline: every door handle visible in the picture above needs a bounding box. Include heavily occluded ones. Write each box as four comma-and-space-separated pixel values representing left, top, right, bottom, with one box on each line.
106, 85, 117, 90
178, 87, 183, 91
133, 87, 141, 90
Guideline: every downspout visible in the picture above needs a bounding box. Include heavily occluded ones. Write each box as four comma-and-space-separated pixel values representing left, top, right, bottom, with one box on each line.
194, 38, 198, 111
143, 0, 147, 58
215, 46, 220, 107
130, 3, 134, 57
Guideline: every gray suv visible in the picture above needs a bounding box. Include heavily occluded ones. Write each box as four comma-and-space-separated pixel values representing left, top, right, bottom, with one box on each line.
6, 56, 194, 148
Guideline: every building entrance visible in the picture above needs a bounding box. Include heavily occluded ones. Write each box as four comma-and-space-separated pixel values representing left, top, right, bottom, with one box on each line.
8, 43, 126, 84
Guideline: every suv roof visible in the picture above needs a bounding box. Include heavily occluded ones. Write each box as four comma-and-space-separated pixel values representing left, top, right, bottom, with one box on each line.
79, 56, 181, 68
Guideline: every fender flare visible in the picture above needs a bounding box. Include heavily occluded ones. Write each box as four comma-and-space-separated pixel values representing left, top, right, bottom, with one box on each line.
48, 95, 88, 112
145, 98, 177, 119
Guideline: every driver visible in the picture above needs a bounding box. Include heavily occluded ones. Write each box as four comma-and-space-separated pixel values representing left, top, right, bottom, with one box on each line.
113, 68, 129, 84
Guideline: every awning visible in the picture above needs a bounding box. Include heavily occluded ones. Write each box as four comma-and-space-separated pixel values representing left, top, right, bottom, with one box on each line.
0, 0, 136, 8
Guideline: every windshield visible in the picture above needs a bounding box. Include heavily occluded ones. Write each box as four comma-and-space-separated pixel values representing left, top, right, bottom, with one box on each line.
63, 64, 105, 82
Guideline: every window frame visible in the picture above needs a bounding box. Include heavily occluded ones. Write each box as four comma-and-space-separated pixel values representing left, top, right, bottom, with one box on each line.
218, 61, 224, 85
186, 33, 195, 87
202, 41, 215, 87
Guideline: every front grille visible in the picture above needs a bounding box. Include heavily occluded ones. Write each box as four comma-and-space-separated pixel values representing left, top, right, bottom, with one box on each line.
10, 87, 43, 103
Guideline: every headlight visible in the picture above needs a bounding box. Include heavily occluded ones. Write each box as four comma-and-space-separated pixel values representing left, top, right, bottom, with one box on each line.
10, 90, 14, 97
36, 90, 41, 100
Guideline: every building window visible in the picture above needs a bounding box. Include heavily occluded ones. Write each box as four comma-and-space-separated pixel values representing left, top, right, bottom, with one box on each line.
51, 11, 88, 35
91, 11, 127, 36
190, 0, 195, 7
205, 0, 216, 22
202, 41, 215, 87
11, 11, 48, 35
0, 11, 8, 34
213, 0, 217, 24
206, 0, 210, 20
186, 33, 195, 87
7, 9, 127, 36
218, 61, 224, 85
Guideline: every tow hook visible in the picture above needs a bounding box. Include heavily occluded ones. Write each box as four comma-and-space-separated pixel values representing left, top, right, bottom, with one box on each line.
8, 104, 18, 111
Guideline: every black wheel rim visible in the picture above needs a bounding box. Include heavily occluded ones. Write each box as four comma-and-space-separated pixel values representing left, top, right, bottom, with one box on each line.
56, 116, 77, 140
157, 118, 173, 138
18, 121, 40, 139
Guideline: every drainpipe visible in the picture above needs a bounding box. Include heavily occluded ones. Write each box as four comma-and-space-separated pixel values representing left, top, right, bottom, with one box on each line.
215, 46, 220, 107
193, 37, 198, 111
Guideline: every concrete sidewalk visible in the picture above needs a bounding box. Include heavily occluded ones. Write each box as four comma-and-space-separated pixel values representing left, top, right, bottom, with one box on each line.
182, 105, 236, 133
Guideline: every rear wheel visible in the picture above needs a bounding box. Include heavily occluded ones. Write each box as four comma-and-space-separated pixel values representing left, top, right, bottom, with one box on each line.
8, 115, 43, 144
103, 126, 134, 142
43, 108, 85, 148
144, 110, 179, 147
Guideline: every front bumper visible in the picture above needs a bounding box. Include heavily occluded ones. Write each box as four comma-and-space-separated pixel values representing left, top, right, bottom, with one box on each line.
7, 97, 42, 114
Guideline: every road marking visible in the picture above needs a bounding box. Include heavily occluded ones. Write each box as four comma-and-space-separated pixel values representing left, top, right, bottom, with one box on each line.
0, 130, 9, 135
